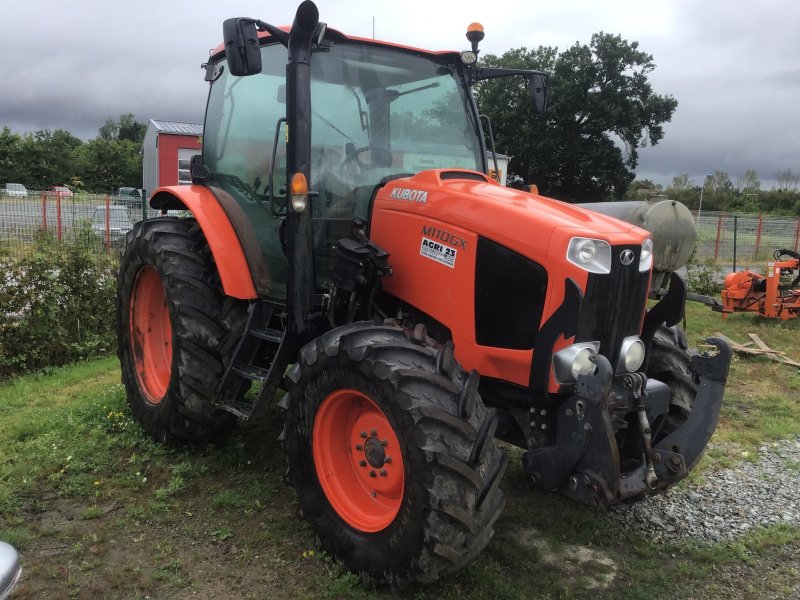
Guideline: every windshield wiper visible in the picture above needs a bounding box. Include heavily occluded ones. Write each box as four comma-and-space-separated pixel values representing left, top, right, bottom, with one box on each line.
386, 81, 440, 102
313, 109, 357, 144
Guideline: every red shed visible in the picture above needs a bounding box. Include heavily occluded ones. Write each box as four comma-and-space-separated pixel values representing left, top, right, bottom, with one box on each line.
142, 119, 203, 197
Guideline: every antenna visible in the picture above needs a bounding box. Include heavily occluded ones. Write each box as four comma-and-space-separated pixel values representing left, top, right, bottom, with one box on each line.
372, 16, 375, 39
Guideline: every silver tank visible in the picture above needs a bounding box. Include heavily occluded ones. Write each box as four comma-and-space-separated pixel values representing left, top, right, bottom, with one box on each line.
575, 197, 696, 293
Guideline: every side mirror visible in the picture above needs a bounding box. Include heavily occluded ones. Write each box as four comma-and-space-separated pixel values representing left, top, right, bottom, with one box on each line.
222, 18, 262, 76
529, 73, 547, 114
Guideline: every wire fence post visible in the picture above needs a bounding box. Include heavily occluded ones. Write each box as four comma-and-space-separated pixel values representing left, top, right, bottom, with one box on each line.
794, 217, 800, 253
714, 214, 724, 260
105, 194, 111, 253
40, 191, 47, 232
56, 192, 62, 241
733, 215, 738, 272
753, 213, 763, 259
141, 188, 147, 222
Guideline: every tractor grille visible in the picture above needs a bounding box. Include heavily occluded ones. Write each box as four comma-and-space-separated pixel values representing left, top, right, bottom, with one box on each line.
474, 237, 548, 349
574, 244, 650, 364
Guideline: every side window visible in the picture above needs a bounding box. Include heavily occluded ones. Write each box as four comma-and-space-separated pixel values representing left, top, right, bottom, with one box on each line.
203, 44, 288, 198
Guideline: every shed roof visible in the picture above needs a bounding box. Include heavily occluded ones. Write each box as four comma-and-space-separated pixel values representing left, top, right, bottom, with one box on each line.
149, 119, 203, 136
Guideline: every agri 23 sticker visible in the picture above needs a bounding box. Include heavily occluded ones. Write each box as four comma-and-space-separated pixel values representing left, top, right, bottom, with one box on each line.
420, 237, 457, 268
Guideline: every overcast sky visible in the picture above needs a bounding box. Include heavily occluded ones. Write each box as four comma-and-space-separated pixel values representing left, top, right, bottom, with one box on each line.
1, 0, 798, 188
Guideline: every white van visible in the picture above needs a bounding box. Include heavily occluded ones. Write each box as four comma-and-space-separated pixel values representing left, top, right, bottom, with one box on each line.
3, 183, 28, 197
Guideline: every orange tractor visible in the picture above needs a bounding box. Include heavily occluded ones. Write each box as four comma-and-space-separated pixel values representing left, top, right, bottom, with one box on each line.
117, 1, 731, 585
721, 249, 800, 320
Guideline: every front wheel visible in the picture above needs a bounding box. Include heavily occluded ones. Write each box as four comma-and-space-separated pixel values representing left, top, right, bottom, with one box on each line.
284, 323, 506, 585
648, 324, 698, 443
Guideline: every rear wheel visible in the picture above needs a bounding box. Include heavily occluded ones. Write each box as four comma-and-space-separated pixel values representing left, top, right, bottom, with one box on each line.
284, 322, 506, 586
117, 218, 247, 442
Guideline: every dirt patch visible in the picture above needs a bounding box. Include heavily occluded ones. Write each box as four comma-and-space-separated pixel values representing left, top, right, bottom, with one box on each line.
513, 527, 618, 591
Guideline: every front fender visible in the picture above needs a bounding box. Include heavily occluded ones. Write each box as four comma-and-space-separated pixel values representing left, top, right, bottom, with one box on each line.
150, 185, 257, 299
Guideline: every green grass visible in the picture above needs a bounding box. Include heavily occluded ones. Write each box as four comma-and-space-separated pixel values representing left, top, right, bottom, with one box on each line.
0, 304, 798, 598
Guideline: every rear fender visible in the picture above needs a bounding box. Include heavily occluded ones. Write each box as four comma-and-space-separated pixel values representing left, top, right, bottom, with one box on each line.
150, 185, 257, 299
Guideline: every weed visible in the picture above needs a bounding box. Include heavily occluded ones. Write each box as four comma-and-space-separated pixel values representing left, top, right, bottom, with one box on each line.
211, 489, 246, 511
211, 527, 234, 542
0, 527, 34, 550
79, 506, 104, 520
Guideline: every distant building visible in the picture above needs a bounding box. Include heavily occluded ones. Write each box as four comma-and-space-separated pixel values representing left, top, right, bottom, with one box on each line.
142, 120, 203, 198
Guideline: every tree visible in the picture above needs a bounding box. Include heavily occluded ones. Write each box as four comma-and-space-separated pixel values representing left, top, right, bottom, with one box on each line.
75, 138, 142, 191
0, 127, 22, 184
668, 173, 693, 192
625, 178, 662, 199
97, 113, 147, 145
477, 33, 677, 202
15, 129, 83, 189
118, 113, 147, 144
707, 171, 733, 194
734, 169, 760, 194
775, 168, 799, 192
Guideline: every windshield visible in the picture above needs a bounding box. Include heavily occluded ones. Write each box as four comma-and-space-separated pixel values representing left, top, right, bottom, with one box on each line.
311, 43, 482, 182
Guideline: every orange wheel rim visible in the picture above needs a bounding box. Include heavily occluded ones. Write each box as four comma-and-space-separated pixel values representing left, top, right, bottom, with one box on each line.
129, 266, 173, 404
312, 389, 405, 532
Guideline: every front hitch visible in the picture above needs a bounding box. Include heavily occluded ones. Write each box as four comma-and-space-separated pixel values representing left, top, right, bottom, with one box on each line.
523, 337, 732, 506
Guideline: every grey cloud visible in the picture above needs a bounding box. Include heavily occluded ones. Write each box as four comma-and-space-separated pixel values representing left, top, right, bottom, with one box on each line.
1, 0, 797, 189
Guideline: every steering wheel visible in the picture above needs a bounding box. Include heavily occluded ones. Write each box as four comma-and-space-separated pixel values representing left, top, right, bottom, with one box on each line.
338, 146, 393, 178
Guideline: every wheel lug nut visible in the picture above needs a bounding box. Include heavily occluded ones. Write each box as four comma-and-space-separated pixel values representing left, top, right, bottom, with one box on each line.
380, 439, 388, 447
370, 429, 378, 437
360, 431, 367, 438
355, 444, 363, 451
379, 470, 387, 477
359, 460, 367, 467
369, 470, 376, 478
384, 457, 392, 464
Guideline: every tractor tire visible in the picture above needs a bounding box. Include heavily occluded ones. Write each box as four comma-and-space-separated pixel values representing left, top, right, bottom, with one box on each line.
117, 218, 248, 443
648, 324, 698, 439
283, 322, 507, 586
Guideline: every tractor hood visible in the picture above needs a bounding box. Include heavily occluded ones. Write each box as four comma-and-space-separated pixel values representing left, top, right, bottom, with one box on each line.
374, 170, 649, 257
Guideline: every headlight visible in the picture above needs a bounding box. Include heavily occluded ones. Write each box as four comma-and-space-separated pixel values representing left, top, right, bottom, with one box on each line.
460, 50, 478, 65
552, 342, 600, 383
639, 239, 653, 272
566, 238, 612, 274
617, 336, 646, 373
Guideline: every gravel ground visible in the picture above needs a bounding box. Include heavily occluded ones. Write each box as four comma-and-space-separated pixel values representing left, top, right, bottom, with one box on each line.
609, 438, 800, 544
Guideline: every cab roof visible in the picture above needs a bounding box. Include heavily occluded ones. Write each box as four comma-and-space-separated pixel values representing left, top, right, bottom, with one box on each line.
209, 26, 459, 63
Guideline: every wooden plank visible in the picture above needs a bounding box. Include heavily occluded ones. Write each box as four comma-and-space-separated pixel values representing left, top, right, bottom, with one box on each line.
712, 332, 787, 356
716, 332, 800, 368
748, 334, 780, 361
746, 333, 800, 367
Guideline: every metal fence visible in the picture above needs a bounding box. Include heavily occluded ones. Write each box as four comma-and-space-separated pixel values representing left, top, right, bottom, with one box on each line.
3, 192, 799, 270
0, 190, 160, 259
695, 211, 800, 271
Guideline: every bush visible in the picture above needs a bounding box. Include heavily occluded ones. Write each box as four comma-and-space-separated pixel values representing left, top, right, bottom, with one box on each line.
0, 227, 117, 379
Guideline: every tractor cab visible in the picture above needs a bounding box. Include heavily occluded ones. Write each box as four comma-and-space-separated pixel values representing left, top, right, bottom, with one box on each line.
202, 37, 485, 298
196, 14, 546, 313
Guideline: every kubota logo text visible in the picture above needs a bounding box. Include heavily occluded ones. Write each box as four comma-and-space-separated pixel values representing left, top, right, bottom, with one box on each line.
390, 187, 428, 203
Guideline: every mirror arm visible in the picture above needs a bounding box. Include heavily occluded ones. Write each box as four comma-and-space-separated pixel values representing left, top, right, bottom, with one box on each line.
251, 19, 290, 47
473, 67, 548, 81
